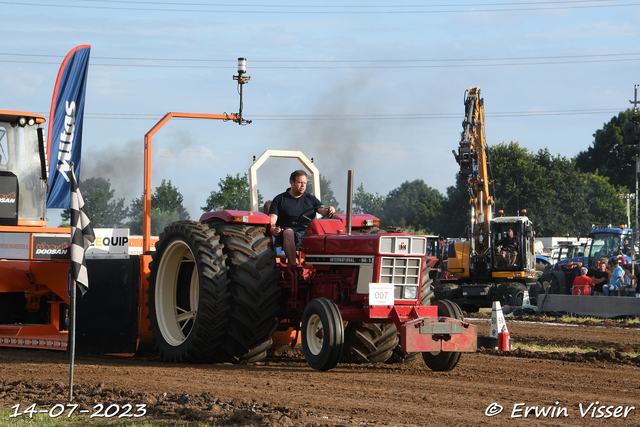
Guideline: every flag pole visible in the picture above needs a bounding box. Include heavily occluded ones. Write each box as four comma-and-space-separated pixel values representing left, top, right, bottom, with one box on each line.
66, 160, 94, 402
68, 275, 77, 402
68, 161, 77, 402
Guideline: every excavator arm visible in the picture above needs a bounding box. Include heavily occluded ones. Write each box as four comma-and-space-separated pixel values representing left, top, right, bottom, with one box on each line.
453, 87, 494, 271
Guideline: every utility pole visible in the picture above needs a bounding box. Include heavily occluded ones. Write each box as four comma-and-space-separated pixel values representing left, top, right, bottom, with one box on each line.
627, 85, 639, 279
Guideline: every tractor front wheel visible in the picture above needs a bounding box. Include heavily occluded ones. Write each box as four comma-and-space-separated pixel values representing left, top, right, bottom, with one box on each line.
301, 298, 344, 371
341, 322, 398, 364
422, 299, 464, 371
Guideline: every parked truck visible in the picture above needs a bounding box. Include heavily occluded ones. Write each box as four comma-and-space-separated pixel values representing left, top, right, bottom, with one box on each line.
0, 70, 476, 371
433, 87, 540, 312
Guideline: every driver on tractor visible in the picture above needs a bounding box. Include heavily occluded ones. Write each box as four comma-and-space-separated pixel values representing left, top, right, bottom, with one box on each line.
268, 170, 335, 267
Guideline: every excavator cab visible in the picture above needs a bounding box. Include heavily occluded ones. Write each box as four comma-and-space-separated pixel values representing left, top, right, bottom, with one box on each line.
493, 224, 521, 269
0, 111, 47, 225
491, 217, 536, 273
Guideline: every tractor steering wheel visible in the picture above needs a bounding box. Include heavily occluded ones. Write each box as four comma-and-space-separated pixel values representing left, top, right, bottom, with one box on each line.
296, 206, 331, 229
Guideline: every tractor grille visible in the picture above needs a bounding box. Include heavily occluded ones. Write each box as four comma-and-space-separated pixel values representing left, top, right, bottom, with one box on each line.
379, 257, 422, 301
379, 236, 427, 256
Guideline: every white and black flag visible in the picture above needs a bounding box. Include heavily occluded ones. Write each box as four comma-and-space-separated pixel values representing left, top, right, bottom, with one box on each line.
70, 166, 95, 294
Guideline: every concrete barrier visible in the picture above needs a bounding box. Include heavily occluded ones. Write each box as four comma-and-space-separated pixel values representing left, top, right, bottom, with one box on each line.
537, 294, 640, 318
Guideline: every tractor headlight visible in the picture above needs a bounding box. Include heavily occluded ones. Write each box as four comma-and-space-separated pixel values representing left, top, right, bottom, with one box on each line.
403, 286, 418, 300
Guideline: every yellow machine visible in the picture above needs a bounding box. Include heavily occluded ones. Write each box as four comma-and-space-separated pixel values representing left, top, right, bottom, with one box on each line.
435, 88, 539, 312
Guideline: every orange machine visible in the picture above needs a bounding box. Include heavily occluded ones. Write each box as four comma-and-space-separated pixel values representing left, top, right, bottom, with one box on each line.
0, 110, 72, 350
0, 60, 248, 354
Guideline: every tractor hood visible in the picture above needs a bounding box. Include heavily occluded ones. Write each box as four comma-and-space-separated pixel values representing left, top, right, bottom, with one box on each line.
302, 228, 427, 257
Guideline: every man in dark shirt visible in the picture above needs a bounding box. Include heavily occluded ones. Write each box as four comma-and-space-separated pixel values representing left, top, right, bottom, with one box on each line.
268, 170, 335, 266
499, 228, 518, 266
588, 260, 610, 295
559, 260, 582, 294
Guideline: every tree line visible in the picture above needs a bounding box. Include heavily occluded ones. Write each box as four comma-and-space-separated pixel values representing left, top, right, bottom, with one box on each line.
65, 111, 634, 237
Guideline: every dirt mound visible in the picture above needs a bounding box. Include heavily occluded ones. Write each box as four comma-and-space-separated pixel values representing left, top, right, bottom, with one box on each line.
478, 347, 640, 367
3, 318, 640, 426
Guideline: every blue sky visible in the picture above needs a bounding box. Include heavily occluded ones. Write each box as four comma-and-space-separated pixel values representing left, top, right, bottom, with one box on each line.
2, 1, 639, 223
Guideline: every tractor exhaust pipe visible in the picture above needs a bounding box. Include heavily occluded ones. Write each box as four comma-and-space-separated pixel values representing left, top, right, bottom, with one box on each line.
346, 170, 354, 235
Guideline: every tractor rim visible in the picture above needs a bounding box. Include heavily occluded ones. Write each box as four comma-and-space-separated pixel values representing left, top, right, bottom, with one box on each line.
306, 313, 324, 356
155, 239, 199, 347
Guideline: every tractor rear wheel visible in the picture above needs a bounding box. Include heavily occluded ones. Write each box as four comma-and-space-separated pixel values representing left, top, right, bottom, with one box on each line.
341, 322, 398, 364
386, 264, 433, 364
422, 299, 464, 371
147, 221, 230, 363
213, 222, 281, 363
302, 298, 344, 371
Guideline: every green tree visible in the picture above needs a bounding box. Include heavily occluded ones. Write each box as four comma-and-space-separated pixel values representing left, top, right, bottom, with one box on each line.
319, 174, 342, 213
353, 183, 385, 217
201, 173, 263, 212
381, 179, 443, 233
437, 142, 626, 237
128, 179, 190, 235
435, 176, 470, 238
575, 110, 636, 191
306, 174, 342, 213
60, 177, 128, 228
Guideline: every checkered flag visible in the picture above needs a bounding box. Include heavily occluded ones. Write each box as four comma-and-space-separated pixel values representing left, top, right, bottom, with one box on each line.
70, 166, 95, 295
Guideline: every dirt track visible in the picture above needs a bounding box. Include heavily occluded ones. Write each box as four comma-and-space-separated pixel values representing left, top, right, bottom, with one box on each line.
2, 316, 640, 426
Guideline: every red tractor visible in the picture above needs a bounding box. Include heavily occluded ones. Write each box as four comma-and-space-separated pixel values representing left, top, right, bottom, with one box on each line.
147, 193, 477, 371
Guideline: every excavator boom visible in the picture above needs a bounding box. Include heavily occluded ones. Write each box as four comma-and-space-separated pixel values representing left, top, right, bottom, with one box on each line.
454, 88, 493, 258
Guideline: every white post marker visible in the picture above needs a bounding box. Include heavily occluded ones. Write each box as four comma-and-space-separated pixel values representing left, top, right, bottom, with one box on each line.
522, 289, 537, 310
369, 283, 395, 306
489, 300, 508, 338
522, 290, 531, 306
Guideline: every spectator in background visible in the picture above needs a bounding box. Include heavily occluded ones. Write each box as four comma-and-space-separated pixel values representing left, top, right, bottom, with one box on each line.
572, 267, 594, 295
558, 260, 582, 294
587, 259, 599, 277
603, 257, 625, 296
622, 264, 637, 295
589, 260, 609, 296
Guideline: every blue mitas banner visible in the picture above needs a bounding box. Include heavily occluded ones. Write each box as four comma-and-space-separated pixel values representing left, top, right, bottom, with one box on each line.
47, 45, 91, 209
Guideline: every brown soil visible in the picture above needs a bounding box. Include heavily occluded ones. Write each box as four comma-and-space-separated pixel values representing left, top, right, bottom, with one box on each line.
2, 316, 640, 426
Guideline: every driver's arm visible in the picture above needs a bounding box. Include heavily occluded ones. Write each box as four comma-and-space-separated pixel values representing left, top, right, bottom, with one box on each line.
269, 213, 281, 236
317, 206, 335, 217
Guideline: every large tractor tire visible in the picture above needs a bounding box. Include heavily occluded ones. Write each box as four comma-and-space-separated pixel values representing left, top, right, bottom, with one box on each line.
497, 282, 528, 307
147, 221, 231, 363
301, 298, 344, 371
422, 299, 464, 371
386, 264, 434, 364
213, 222, 281, 363
341, 322, 399, 364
